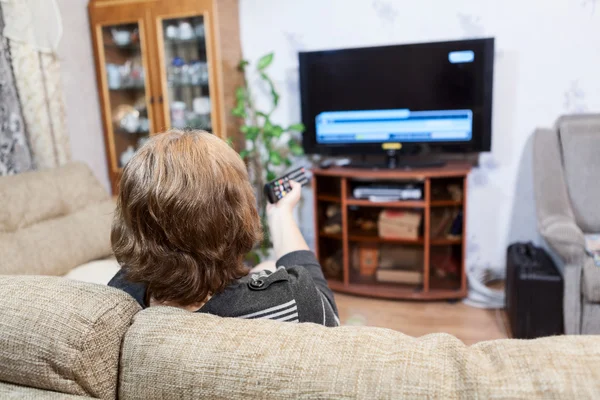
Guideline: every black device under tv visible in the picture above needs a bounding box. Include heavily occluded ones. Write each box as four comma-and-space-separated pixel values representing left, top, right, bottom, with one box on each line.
299, 38, 494, 169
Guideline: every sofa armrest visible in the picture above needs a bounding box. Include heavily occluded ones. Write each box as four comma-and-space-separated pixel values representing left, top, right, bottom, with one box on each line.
533, 128, 587, 264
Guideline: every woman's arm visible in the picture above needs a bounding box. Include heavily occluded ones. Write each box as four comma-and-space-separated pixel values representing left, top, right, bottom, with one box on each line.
267, 181, 339, 317
267, 180, 309, 259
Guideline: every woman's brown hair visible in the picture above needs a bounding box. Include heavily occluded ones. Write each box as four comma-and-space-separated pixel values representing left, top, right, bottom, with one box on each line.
111, 130, 262, 306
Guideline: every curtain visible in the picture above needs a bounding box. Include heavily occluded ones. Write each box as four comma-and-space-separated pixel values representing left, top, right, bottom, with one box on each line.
0, 3, 32, 175
1, 0, 70, 170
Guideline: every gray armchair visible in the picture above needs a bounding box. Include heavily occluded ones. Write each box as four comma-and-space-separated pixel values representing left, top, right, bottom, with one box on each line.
533, 114, 600, 334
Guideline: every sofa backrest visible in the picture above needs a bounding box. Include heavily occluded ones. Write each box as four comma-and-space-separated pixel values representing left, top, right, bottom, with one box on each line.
0, 276, 141, 399
557, 114, 600, 233
0, 162, 114, 275
120, 306, 600, 399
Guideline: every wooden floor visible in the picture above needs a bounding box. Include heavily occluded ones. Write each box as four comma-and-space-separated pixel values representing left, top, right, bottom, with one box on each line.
334, 292, 509, 345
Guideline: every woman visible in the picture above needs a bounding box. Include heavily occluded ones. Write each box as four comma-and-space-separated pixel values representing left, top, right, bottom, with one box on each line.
108, 130, 339, 326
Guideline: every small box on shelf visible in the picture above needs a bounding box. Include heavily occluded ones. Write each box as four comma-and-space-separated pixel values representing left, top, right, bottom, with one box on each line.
378, 209, 422, 240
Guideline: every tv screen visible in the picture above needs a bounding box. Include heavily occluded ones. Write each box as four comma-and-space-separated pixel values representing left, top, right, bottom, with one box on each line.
299, 38, 494, 155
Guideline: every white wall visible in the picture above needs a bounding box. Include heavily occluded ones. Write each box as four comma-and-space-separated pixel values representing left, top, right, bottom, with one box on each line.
57, 0, 110, 191
239, 0, 600, 271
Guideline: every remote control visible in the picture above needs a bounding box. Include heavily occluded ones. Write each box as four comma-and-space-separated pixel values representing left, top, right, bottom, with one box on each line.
264, 167, 309, 204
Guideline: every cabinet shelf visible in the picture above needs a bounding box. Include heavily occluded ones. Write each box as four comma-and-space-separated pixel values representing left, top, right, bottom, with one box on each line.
164, 38, 206, 47
169, 82, 209, 88
319, 232, 342, 240
105, 43, 141, 51
114, 129, 150, 136
348, 232, 423, 245
317, 194, 341, 203
430, 200, 462, 207
430, 237, 462, 246
109, 85, 145, 92
326, 280, 466, 300
346, 198, 425, 208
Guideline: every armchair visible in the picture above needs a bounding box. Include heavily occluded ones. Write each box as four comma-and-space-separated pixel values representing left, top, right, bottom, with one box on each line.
533, 114, 600, 334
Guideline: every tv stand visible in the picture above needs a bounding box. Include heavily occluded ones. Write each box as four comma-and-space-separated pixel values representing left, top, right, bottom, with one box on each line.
312, 162, 471, 300
346, 151, 447, 170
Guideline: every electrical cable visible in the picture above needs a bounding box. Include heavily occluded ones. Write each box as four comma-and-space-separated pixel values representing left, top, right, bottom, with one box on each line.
462, 267, 505, 309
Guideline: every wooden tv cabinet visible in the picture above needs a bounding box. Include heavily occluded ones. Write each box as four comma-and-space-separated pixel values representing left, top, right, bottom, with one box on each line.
312, 163, 471, 300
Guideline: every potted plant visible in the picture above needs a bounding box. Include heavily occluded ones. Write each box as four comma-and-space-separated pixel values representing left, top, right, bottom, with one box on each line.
232, 52, 305, 262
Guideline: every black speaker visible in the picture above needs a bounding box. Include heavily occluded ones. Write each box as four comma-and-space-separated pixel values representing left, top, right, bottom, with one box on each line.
505, 242, 564, 339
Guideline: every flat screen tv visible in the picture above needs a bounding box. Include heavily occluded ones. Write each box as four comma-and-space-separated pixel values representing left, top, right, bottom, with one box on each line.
299, 38, 494, 156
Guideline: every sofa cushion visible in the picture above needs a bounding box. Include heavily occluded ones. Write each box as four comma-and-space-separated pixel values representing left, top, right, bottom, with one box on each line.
557, 115, 600, 233
0, 200, 115, 275
120, 307, 600, 399
0, 276, 141, 399
0, 382, 90, 399
64, 257, 121, 285
0, 162, 109, 233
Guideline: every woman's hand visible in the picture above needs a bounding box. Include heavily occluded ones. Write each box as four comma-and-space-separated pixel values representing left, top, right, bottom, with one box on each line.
265, 181, 309, 258
266, 180, 302, 216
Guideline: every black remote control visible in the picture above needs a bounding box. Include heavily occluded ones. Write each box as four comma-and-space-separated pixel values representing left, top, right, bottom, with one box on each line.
264, 167, 309, 204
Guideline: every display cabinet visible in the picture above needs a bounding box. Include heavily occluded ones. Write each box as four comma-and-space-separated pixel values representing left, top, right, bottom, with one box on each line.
89, 0, 242, 193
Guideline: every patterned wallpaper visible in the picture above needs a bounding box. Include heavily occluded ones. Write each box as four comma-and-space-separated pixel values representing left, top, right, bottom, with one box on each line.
239, 0, 600, 271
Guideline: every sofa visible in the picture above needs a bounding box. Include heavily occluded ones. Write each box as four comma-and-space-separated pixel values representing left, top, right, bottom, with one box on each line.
1, 275, 600, 399
2, 163, 600, 399
0, 162, 119, 282
534, 114, 600, 334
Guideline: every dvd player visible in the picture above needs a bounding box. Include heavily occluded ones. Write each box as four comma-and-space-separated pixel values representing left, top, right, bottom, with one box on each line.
353, 185, 422, 200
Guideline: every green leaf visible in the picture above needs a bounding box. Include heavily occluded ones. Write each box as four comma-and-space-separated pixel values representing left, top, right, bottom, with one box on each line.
257, 53, 274, 70
244, 250, 260, 267
231, 106, 246, 118
238, 60, 249, 71
272, 125, 283, 138
267, 171, 276, 181
288, 140, 304, 156
287, 123, 305, 132
245, 126, 260, 140
235, 87, 246, 101
260, 72, 279, 107
240, 125, 249, 133
225, 137, 234, 147
239, 149, 250, 159
263, 120, 274, 138
256, 111, 269, 119
284, 158, 292, 167
269, 151, 282, 166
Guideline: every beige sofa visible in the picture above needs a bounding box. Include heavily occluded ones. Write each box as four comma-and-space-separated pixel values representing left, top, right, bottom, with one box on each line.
1, 163, 600, 399
0, 162, 119, 282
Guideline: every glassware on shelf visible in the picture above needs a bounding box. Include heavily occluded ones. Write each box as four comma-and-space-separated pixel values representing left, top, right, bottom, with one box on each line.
162, 16, 210, 130
171, 101, 187, 129
189, 60, 208, 85
178, 21, 194, 41
107, 64, 121, 89
111, 28, 132, 46
106, 60, 145, 90
102, 22, 151, 171
180, 63, 191, 85
193, 97, 210, 115
168, 57, 185, 85
165, 25, 179, 40
119, 146, 136, 167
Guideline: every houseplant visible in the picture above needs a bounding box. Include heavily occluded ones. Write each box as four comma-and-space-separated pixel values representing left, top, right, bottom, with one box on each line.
232, 52, 305, 261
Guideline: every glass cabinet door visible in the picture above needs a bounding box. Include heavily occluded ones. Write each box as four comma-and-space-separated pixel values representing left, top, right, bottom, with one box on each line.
160, 16, 212, 132
100, 22, 152, 169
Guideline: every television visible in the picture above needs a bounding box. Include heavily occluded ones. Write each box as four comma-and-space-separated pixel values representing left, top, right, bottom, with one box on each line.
299, 38, 494, 158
